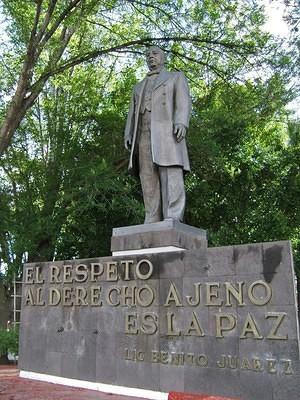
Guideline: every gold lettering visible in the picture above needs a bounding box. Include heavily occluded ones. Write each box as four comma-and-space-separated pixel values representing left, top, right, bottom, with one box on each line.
75, 264, 88, 283
25, 288, 35, 305
151, 350, 160, 363
90, 286, 102, 306
160, 351, 168, 364
228, 355, 237, 369
106, 262, 118, 281
186, 283, 201, 306
137, 351, 144, 361
25, 267, 34, 284
281, 359, 293, 375
240, 313, 263, 339
217, 355, 226, 368
136, 259, 154, 280
224, 282, 245, 306
136, 285, 155, 307
36, 287, 45, 305
266, 359, 277, 374
120, 260, 134, 281
252, 358, 263, 372
241, 358, 251, 370
248, 280, 272, 306
164, 283, 182, 306
266, 312, 288, 340
74, 287, 88, 306
171, 353, 184, 366
186, 353, 195, 365
206, 282, 223, 306
50, 265, 61, 283
62, 287, 73, 306
196, 354, 208, 367
124, 348, 130, 360
215, 313, 236, 337
121, 285, 136, 306
107, 287, 120, 306
49, 288, 61, 305
166, 312, 180, 336
63, 265, 73, 283
141, 313, 158, 334
184, 312, 205, 336
35, 266, 44, 284
125, 313, 138, 334
90, 263, 104, 282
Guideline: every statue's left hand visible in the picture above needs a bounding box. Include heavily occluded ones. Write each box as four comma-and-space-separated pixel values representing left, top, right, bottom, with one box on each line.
174, 123, 186, 142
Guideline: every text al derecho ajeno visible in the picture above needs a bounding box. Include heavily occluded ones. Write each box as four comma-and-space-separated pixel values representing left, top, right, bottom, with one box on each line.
23, 258, 288, 341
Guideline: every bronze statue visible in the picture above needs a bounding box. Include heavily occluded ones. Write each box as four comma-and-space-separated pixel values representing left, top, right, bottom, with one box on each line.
125, 46, 191, 223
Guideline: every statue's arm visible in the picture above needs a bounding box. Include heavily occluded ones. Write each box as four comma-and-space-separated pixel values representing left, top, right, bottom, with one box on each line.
173, 72, 191, 142
124, 92, 135, 150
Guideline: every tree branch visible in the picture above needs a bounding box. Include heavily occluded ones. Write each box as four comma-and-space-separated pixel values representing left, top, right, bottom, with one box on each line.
38, 0, 81, 51
30, 35, 250, 90
31, 0, 44, 38
126, 0, 185, 33
35, 0, 58, 44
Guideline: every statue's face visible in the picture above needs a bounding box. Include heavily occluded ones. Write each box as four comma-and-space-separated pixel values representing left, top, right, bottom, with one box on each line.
146, 47, 164, 70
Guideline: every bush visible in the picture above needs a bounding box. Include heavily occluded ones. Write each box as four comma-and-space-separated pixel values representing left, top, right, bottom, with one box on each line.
0, 328, 19, 356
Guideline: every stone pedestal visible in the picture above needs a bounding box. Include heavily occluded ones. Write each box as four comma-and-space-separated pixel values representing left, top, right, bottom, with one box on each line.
19, 230, 300, 400
111, 220, 207, 256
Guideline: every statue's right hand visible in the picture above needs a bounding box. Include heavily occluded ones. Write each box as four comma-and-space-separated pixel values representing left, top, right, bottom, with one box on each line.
125, 137, 132, 151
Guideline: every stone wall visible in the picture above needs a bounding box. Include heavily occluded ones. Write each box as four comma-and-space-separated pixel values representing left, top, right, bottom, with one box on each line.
19, 240, 300, 400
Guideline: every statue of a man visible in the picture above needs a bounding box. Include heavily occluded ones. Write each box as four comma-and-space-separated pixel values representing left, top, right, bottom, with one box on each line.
124, 46, 191, 223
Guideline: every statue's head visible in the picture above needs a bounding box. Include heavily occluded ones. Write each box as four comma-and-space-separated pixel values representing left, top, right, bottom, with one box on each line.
146, 46, 165, 71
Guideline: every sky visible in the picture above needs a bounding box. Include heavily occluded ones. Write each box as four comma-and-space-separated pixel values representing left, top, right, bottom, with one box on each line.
261, 0, 290, 37
262, 0, 299, 117
0, 1, 292, 46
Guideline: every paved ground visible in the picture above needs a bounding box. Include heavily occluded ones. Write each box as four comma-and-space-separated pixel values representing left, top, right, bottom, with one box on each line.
0, 376, 145, 400
0, 374, 142, 400
0, 367, 238, 400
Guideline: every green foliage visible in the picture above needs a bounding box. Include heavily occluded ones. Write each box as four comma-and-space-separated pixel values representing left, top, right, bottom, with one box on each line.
0, 0, 299, 281
0, 328, 19, 356
185, 78, 300, 276
0, 60, 144, 275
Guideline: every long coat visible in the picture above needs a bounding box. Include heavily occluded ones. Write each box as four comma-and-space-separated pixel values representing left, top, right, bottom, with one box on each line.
125, 68, 191, 176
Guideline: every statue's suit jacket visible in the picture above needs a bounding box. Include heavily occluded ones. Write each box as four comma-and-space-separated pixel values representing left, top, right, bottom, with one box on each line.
125, 68, 191, 176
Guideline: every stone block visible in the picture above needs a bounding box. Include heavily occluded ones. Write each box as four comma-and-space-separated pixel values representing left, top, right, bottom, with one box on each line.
160, 364, 185, 392
45, 351, 62, 376
239, 371, 274, 400
96, 332, 117, 383
207, 246, 235, 277
111, 220, 207, 252
234, 243, 263, 275
183, 366, 242, 398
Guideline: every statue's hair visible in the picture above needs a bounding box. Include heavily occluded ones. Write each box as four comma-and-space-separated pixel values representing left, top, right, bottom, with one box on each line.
145, 46, 165, 63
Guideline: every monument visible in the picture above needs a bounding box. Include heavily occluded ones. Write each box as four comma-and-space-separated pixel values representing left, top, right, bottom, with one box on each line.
124, 46, 191, 223
18, 237, 300, 400
18, 47, 300, 400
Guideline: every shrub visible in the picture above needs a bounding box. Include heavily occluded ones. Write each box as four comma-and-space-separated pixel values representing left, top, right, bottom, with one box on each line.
0, 328, 19, 356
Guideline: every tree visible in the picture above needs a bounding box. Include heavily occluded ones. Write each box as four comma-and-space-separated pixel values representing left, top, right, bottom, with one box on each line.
185, 76, 300, 276
0, 60, 143, 274
284, 0, 300, 32
0, 0, 278, 155
283, 0, 300, 95
0, 0, 298, 281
